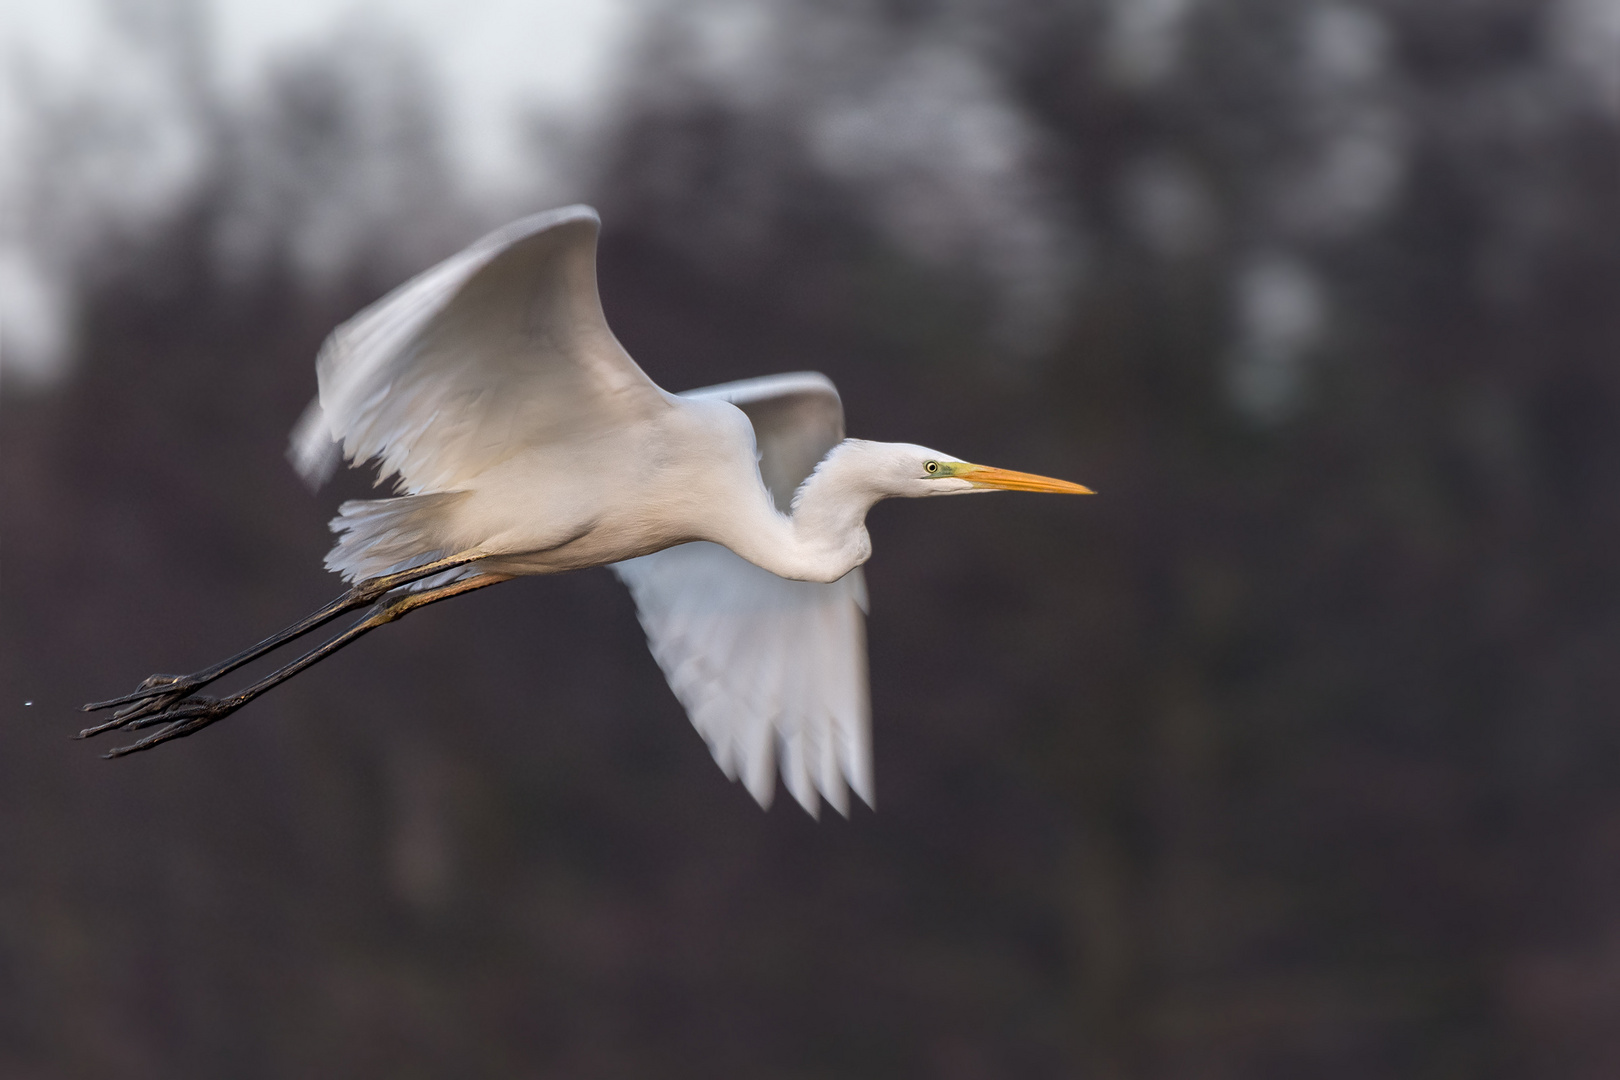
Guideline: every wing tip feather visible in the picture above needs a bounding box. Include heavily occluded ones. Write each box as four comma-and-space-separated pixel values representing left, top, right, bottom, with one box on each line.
288, 398, 341, 490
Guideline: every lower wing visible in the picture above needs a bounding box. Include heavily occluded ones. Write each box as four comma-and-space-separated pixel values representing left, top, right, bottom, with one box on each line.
611, 542, 871, 816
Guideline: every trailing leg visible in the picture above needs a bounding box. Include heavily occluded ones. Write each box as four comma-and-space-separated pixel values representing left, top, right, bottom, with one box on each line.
80, 550, 492, 727
79, 567, 510, 755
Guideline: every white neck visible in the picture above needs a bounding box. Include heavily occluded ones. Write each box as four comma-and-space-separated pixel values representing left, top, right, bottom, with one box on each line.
719, 440, 883, 583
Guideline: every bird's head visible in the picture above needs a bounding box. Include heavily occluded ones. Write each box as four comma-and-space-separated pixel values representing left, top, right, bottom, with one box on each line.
781, 439, 1092, 580
851, 441, 1094, 500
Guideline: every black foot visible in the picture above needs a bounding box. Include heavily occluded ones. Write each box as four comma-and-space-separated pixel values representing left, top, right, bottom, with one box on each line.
81, 673, 207, 715
85, 694, 241, 757
79, 671, 213, 742
78, 559, 507, 759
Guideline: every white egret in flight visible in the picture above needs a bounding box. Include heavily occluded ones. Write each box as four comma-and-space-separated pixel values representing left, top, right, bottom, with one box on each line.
82, 206, 1090, 815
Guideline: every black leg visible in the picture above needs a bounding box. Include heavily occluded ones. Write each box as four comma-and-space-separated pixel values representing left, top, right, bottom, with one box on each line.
80, 550, 492, 726
79, 568, 511, 756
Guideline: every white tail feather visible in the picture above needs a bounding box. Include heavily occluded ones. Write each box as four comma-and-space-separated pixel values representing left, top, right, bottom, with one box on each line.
324, 491, 471, 584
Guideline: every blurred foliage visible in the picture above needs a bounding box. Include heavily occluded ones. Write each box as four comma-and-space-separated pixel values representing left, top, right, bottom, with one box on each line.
3, 0, 1620, 1077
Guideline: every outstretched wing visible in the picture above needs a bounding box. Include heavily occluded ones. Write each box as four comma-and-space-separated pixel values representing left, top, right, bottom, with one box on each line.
611, 373, 872, 816
290, 205, 667, 493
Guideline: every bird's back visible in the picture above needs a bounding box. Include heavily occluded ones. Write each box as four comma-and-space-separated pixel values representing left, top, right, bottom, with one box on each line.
460, 393, 771, 576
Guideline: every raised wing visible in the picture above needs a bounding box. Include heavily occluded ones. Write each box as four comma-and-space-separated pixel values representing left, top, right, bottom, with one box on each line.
612, 372, 872, 816
289, 205, 667, 493
679, 372, 846, 511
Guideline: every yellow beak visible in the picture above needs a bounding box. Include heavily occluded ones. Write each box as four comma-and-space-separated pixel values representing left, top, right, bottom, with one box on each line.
954, 463, 1094, 494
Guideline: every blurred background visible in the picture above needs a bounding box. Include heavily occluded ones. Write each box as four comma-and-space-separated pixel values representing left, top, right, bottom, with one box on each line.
3, 0, 1620, 1075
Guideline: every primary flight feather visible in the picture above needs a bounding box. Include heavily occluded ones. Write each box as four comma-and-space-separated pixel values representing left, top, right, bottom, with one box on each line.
83, 205, 1091, 816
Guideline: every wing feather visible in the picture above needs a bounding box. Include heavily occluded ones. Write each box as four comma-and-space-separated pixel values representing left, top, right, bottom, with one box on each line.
290, 205, 667, 494
613, 543, 870, 815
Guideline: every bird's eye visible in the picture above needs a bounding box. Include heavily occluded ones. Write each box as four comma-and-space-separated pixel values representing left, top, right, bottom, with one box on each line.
924, 460, 939, 474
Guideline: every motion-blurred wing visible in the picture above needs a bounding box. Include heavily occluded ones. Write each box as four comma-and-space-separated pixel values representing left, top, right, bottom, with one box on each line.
289, 205, 666, 493
612, 372, 872, 816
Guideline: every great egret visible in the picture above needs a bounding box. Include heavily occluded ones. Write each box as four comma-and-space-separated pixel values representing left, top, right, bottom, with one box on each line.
81, 206, 1090, 815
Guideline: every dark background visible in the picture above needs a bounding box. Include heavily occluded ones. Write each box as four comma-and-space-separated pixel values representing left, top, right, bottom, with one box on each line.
5, 1, 1620, 1076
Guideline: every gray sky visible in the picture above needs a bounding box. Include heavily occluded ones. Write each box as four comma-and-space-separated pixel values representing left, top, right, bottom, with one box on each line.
2, 0, 636, 193
0, 0, 637, 385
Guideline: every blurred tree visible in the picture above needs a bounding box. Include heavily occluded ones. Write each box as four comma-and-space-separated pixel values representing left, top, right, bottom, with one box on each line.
3, 0, 1619, 1077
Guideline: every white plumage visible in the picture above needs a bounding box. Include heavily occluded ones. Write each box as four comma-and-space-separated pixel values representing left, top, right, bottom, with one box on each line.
614, 543, 870, 815
615, 372, 874, 809
86, 206, 1090, 813
614, 373, 873, 814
